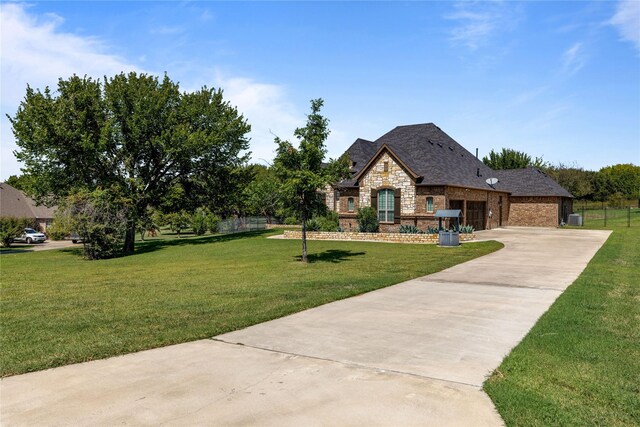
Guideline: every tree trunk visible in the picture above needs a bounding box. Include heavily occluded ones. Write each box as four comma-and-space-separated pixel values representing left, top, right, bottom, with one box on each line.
123, 223, 136, 254
301, 217, 307, 263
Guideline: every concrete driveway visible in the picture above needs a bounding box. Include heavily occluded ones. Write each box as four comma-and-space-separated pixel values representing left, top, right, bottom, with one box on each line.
2, 239, 78, 253
1, 228, 610, 426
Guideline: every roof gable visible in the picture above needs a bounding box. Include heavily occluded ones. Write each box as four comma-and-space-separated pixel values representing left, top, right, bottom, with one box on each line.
353, 143, 420, 183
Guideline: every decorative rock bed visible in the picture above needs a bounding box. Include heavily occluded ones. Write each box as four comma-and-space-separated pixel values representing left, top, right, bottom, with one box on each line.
282, 230, 476, 244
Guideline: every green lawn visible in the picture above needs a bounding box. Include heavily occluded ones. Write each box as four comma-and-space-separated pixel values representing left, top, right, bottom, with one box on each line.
484, 226, 640, 426
0, 230, 501, 377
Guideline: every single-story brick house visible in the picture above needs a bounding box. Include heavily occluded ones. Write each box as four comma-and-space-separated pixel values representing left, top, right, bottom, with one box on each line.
0, 182, 56, 232
325, 123, 573, 231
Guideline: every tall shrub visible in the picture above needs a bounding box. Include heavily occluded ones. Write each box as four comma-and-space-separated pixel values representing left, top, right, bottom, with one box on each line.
357, 207, 379, 232
65, 189, 131, 259
0, 217, 30, 247
191, 207, 210, 236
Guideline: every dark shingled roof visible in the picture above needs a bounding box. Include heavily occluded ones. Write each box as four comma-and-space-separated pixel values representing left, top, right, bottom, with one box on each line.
337, 123, 572, 198
494, 167, 573, 197
0, 182, 57, 219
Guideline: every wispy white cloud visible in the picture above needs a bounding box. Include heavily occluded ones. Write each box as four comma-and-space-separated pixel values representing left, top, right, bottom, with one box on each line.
0, 3, 141, 178
609, 0, 640, 52
562, 42, 587, 75
446, 1, 522, 50
150, 25, 184, 35
213, 72, 303, 164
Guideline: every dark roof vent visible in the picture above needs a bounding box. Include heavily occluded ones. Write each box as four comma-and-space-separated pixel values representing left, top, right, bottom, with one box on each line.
437, 143, 443, 148
449, 146, 454, 151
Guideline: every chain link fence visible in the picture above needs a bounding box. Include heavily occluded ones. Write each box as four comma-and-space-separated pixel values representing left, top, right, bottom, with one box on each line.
572, 206, 639, 227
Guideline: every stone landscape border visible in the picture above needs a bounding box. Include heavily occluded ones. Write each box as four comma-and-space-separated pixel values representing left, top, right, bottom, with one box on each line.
282, 230, 476, 244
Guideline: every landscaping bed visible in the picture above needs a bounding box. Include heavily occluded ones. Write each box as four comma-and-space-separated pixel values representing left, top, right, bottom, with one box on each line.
282, 229, 476, 243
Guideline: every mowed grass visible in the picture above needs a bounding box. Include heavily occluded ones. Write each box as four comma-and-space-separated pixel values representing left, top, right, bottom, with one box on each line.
0, 230, 502, 377
484, 226, 640, 426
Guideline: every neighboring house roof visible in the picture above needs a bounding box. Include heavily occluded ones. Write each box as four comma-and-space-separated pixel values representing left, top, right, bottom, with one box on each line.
337, 123, 572, 198
494, 167, 573, 197
0, 182, 57, 219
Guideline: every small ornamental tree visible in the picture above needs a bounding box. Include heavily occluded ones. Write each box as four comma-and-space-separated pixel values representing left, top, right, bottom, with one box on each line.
191, 207, 210, 236
273, 99, 349, 262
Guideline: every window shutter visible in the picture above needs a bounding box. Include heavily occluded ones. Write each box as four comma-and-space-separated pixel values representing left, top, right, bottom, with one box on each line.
371, 189, 378, 213
394, 188, 401, 224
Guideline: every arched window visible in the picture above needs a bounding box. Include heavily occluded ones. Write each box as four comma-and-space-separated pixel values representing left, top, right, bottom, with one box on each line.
426, 197, 434, 213
378, 189, 395, 222
348, 197, 355, 212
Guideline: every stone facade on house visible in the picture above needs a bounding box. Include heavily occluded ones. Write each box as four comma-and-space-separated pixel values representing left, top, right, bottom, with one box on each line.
359, 153, 416, 215
325, 124, 574, 231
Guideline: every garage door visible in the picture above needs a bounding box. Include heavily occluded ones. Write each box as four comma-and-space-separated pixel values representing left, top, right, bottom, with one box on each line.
467, 201, 486, 231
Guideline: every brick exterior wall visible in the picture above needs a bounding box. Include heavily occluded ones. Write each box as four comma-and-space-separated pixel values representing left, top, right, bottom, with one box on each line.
509, 196, 561, 227
445, 187, 510, 230
337, 188, 359, 214
283, 230, 476, 244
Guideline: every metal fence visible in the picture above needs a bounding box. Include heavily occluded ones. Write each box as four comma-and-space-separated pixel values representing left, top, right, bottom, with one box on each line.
572, 207, 639, 228
218, 217, 268, 234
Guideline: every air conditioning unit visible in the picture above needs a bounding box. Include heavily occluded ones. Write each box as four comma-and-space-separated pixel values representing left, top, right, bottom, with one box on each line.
567, 214, 582, 226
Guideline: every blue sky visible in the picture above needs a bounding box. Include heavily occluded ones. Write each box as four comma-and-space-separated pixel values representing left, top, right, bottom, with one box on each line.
1, 1, 639, 179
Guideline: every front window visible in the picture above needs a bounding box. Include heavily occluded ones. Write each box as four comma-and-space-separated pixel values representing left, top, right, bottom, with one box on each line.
378, 189, 394, 222
426, 197, 434, 212
25, 228, 37, 234
348, 197, 354, 212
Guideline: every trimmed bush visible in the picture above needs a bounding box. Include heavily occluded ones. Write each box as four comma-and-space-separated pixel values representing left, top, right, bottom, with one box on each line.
283, 216, 298, 225
318, 211, 340, 232
357, 207, 379, 233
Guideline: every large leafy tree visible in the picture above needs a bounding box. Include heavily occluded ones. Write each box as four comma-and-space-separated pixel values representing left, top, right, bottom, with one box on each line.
10, 72, 250, 253
273, 99, 349, 262
483, 148, 547, 170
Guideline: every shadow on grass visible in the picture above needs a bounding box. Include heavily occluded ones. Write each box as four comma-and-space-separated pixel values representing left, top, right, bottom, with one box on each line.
296, 249, 366, 264
134, 230, 273, 255
54, 230, 274, 260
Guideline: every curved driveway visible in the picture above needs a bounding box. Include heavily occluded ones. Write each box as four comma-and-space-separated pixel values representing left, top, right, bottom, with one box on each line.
1, 228, 610, 426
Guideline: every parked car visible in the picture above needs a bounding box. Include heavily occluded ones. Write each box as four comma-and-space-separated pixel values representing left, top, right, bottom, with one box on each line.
14, 228, 47, 244
70, 232, 83, 244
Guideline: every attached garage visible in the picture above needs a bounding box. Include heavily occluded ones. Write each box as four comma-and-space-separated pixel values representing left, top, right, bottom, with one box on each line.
466, 201, 486, 231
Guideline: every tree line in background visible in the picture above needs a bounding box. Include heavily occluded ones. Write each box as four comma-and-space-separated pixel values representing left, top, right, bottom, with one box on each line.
483, 148, 640, 204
